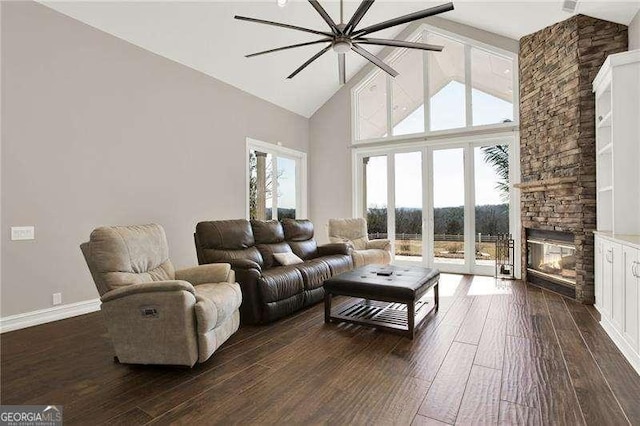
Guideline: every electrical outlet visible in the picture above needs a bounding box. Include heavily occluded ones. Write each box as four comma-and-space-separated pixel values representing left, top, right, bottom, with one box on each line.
53, 293, 62, 306
11, 226, 35, 241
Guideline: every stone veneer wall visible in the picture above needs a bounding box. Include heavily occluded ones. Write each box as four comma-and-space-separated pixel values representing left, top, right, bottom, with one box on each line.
519, 15, 627, 303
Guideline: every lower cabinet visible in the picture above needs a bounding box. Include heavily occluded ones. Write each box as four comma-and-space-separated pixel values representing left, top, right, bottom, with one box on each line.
623, 246, 639, 352
594, 233, 640, 375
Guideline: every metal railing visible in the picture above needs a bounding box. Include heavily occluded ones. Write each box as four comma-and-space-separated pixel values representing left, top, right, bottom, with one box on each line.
369, 233, 500, 242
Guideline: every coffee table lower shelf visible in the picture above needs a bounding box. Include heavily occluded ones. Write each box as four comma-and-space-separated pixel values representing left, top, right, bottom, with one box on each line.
324, 290, 438, 339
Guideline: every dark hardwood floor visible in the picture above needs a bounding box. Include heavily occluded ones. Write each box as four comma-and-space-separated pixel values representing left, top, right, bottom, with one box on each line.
2, 274, 640, 425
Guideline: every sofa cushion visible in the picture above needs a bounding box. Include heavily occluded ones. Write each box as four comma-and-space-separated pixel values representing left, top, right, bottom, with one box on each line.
82, 224, 175, 295
258, 266, 304, 303
195, 220, 264, 268
288, 240, 318, 260
293, 259, 331, 290
328, 218, 369, 250
197, 310, 240, 364
251, 220, 285, 244
256, 242, 293, 269
282, 219, 314, 241
352, 249, 392, 268
194, 282, 242, 332
198, 245, 264, 268
196, 220, 255, 250
274, 252, 304, 266
318, 254, 353, 275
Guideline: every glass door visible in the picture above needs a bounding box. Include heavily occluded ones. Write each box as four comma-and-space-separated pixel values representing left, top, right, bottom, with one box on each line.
361, 151, 424, 266
355, 136, 514, 275
394, 151, 423, 263
363, 155, 388, 241
430, 147, 468, 273
473, 144, 510, 273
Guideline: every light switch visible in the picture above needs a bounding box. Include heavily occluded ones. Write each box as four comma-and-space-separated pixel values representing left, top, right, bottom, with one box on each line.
11, 226, 35, 241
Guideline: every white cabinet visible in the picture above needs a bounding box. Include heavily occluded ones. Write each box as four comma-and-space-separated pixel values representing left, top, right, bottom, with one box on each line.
623, 246, 639, 352
593, 50, 640, 375
594, 233, 640, 375
599, 237, 623, 327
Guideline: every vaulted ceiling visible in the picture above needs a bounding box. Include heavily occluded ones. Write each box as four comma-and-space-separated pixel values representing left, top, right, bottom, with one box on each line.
41, 1, 640, 118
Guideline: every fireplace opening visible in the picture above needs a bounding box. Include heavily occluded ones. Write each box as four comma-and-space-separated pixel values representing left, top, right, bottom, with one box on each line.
526, 229, 576, 299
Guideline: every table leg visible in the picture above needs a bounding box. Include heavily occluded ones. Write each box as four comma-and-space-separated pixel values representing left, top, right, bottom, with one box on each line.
407, 301, 415, 340
324, 291, 332, 323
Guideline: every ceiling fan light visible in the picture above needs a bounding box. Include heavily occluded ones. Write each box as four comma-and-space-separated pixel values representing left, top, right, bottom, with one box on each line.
333, 40, 351, 54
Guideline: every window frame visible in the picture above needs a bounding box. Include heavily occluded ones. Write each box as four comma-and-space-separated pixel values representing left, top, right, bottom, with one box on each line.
350, 24, 519, 145
245, 137, 308, 221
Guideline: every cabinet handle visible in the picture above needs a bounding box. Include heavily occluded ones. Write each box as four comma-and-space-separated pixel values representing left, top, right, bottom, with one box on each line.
634, 261, 640, 278
606, 249, 613, 263
598, 115, 603, 122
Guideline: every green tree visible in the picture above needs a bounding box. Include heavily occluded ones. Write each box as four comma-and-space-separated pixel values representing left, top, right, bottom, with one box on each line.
481, 145, 509, 202
249, 151, 283, 220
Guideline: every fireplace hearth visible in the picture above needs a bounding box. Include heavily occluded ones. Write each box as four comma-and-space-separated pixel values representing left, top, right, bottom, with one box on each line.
526, 229, 576, 299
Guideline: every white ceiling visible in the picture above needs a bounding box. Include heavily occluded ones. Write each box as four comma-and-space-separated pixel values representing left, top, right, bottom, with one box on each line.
41, 1, 640, 118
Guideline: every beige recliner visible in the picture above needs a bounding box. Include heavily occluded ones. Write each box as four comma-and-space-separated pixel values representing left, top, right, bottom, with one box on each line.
80, 224, 241, 367
328, 218, 392, 268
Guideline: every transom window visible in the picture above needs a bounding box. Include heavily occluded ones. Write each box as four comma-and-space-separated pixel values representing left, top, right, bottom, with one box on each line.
353, 26, 517, 142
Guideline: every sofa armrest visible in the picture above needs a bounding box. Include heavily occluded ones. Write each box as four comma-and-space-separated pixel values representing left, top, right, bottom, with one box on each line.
100, 280, 195, 303
366, 239, 391, 251
228, 258, 262, 272
176, 263, 231, 285
318, 242, 352, 256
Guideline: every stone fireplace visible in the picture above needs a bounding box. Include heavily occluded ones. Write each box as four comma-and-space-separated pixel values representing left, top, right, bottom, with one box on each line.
519, 15, 627, 303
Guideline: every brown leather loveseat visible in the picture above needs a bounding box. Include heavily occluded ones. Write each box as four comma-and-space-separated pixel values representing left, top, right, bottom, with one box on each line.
194, 218, 352, 324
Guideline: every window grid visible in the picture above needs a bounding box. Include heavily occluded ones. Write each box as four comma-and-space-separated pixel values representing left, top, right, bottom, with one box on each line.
353, 27, 518, 143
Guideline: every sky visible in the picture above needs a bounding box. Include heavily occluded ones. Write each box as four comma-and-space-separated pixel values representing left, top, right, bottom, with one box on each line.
264, 156, 296, 210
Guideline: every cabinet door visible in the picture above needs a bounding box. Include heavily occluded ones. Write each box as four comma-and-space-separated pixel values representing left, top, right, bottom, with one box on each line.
623, 246, 639, 352
595, 236, 603, 310
602, 239, 613, 318
611, 242, 624, 330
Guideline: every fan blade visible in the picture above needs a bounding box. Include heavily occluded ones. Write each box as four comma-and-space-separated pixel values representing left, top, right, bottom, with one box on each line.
308, 1, 340, 34
287, 45, 333, 79
344, 0, 375, 35
235, 15, 333, 37
351, 44, 398, 77
246, 38, 332, 58
338, 53, 346, 85
354, 38, 443, 51
352, 2, 454, 37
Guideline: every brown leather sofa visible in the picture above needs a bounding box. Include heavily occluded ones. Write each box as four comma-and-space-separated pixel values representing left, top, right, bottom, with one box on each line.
194, 218, 352, 324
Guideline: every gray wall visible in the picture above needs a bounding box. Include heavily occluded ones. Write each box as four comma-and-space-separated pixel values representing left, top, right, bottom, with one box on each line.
308, 17, 519, 244
1, 2, 309, 317
630, 10, 640, 50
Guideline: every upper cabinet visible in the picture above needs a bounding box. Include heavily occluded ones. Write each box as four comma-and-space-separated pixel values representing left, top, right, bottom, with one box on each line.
592, 50, 640, 235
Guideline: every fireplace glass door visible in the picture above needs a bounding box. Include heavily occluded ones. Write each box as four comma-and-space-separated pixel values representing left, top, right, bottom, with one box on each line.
527, 239, 576, 286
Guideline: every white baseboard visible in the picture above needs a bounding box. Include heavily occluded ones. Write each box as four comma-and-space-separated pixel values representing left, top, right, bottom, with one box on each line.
599, 315, 640, 376
0, 298, 101, 333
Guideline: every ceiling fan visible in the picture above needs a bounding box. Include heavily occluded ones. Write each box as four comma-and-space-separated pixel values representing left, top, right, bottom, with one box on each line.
235, 0, 454, 84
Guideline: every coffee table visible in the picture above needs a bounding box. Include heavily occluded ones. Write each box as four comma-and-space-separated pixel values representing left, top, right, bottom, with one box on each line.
323, 264, 440, 339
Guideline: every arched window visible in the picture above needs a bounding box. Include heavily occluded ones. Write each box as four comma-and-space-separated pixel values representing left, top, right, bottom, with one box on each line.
352, 26, 518, 142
